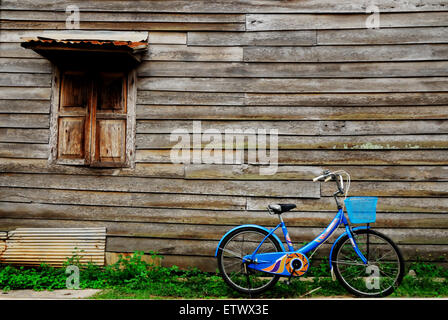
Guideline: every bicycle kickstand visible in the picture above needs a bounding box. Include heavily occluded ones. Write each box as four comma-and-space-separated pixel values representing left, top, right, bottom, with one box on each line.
286, 267, 297, 285
243, 262, 253, 298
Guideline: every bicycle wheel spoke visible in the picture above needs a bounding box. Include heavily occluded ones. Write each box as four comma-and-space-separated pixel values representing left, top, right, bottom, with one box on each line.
222, 248, 244, 259
378, 267, 398, 279
376, 248, 396, 262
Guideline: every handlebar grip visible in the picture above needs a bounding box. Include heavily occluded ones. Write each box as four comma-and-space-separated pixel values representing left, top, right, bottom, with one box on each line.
313, 175, 323, 182
324, 176, 332, 182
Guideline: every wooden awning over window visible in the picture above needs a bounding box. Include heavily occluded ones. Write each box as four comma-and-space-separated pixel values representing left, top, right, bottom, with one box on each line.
21, 31, 148, 70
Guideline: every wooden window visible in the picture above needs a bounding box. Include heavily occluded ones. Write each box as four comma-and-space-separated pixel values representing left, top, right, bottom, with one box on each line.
50, 69, 136, 167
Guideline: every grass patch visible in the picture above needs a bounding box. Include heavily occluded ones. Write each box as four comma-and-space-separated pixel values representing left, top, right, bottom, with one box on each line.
1, 251, 447, 299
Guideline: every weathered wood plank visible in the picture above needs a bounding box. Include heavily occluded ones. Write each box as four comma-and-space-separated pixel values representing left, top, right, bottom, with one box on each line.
318, 120, 448, 136
0, 30, 149, 42
0, 87, 51, 100
137, 91, 245, 105
3, 0, 448, 13
247, 196, 448, 213
0, 43, 42, 58
322, 182, 448, 197
0, 73, 51, 87
0, 187, 246, 210
3, 201, 448, 228
109, 237, 238, 257
1, 10, 245, 23
0, 143, 48, 158
137, 119, 316, 134
138, 77, 448, 93
247, 13, 448, 30
318, 27, 448, 45
0, 128, 48, 143
136, 149, 448, 165
136, 120, 448, 135
0, 58, 51, 73
184, 164, 448, 182
0, 20, 245, 31
245, 92, 448, 106
0, 173, 320, 198
187, 31, 316, 46
158, 255, 216, 271
244, 44, 448, 62
148, 32, 186, 44
274, 150, 448, 166
0, 99, 49, 113
0, 158, 184, 178
138, 61, 448, 78
136, 134, 448, 150
0, 114, 49, 128
144, 45, 243, 61
136, 105, 448, 120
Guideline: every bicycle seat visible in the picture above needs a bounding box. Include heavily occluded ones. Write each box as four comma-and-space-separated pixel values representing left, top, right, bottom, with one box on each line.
268, 204, 296, 214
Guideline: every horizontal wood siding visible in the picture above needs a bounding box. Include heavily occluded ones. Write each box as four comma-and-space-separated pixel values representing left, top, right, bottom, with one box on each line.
0, 1, 447, 270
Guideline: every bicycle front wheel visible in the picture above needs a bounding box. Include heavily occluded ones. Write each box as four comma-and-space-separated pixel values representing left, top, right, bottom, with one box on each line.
216, 227, 283, 295
331, 229, 404, 297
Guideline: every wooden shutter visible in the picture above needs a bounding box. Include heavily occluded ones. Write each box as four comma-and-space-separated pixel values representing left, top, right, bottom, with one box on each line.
57, 71, 91, 164
91, 72, 127, 167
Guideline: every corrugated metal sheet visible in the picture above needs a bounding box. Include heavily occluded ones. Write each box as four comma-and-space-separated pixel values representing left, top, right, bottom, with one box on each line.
21, 37, 148, 53
20, 31, 149, 68
0, 228, 106, 267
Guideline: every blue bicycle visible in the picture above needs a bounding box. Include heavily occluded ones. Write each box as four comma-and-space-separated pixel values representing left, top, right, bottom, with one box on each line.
215, 170, 404, 297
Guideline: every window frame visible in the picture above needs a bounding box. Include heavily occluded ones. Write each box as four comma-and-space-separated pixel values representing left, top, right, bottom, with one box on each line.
48, 65, 136, 168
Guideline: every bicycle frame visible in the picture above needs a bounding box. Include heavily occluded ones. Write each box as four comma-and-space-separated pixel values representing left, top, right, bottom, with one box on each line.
240, 209, 368, 277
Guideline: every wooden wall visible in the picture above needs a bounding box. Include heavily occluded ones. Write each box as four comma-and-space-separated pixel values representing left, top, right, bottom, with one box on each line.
0, 0, 448, 270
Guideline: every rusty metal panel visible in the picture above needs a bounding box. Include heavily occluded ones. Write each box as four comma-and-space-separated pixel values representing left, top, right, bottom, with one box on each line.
0, 228, 106, 267
21, 38, 148, 53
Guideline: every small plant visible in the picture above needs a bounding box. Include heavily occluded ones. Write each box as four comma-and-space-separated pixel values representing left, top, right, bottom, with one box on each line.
64, 248, 85, 267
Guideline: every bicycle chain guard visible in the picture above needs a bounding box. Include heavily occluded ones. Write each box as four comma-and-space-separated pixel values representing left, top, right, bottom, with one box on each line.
259, 252, 309, 277
286, 253, 309, 277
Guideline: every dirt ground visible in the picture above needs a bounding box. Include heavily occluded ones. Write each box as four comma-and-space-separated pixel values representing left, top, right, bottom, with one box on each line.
0, 289, 101, 299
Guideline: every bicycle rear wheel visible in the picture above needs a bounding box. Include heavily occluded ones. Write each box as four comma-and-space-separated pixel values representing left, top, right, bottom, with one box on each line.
331, 229, 404, 297
216, 227, 283, 295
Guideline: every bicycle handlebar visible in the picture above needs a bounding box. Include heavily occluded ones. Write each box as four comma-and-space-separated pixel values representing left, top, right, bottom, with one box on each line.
313, 170, 349, 195
312, 170, 332, 182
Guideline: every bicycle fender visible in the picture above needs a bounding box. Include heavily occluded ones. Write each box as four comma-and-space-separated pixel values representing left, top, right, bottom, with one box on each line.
214, 224, 286, 257
329, 226, 369, 268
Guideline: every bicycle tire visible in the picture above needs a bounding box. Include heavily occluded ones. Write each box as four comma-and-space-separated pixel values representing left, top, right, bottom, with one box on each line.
331, 229, 405, 297
216, 226, 283, 295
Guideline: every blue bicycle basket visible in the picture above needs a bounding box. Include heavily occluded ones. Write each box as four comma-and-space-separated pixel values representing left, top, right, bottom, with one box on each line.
344, 197, 378, 224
